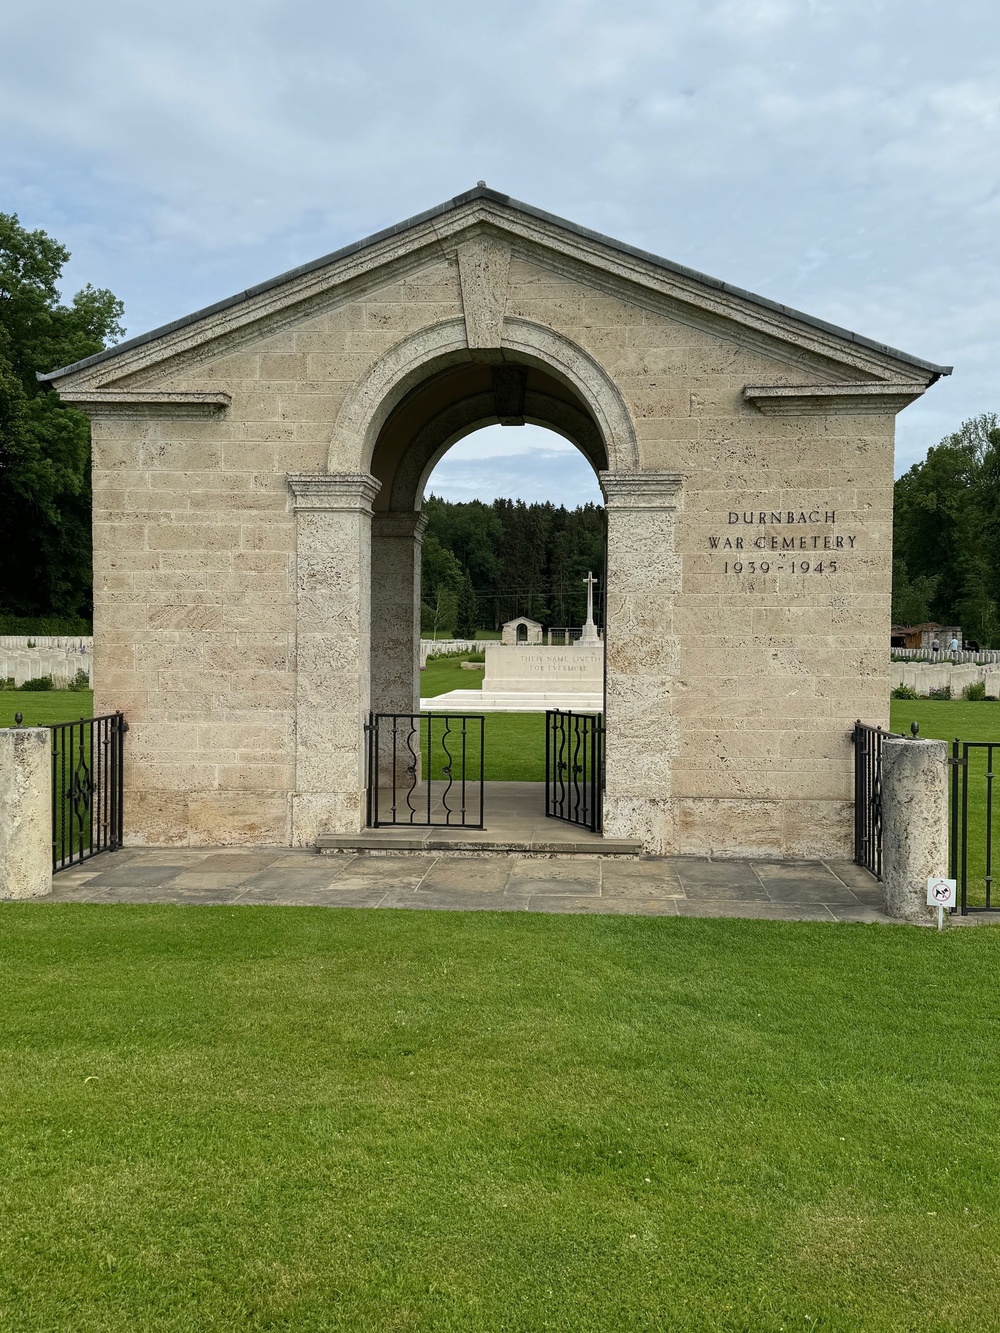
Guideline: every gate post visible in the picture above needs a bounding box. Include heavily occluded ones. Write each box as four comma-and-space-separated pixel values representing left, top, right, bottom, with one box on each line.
0, 728, 52, 898
600, 471, 683, 852
881, 737, 949, 922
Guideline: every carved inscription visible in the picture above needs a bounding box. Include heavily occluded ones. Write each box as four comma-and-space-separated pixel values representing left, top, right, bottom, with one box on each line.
707, 507, 857, 577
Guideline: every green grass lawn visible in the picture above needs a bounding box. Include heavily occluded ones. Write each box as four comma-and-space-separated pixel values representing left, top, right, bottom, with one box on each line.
420, 655, 546, 781
420, 655, 484, 698
889, 697, 1000, 745
2, 907, 999, 1331
411, 713, 545, 783
0, 689, 95, 728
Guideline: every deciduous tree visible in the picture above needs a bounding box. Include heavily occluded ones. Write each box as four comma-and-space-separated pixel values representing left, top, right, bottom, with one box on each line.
0, 214, 124, 620
893, 413, 1000, 645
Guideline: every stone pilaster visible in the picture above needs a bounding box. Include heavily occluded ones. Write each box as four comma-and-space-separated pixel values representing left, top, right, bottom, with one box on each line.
371, 510, 429, 717
288, 473, 381, 844
600, 471, 684, 853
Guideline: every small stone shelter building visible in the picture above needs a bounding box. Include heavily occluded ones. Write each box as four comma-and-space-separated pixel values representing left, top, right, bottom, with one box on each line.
501, 617, 544, 645
890, 622, 962, 650
41, 186, 949, 856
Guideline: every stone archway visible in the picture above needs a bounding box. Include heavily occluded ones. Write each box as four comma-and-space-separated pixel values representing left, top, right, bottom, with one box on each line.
326, 316, 641, 477
46, 189, 940, 855
365, 352, 612, 733
290, 319, 682, 849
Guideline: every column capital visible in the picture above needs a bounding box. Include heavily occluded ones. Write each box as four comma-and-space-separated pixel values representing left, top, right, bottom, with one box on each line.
371, 510, 430, 540
287, 472, 381, 512
599, 471, 683, 510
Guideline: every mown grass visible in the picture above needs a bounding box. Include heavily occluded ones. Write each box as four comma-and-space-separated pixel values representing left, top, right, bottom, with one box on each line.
0, 689, 95, 728
419, 655, 484, 699
413, 713, 546, 783
421, 656, 546, 781
2, 906, 999, 1331
889, 697, 1000, 745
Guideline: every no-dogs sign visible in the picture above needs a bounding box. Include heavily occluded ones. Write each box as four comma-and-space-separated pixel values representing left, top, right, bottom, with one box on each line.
927, 877, 957, 909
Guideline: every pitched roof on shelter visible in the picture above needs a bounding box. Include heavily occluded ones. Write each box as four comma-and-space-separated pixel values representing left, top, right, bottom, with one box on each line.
40, 184, 952, 386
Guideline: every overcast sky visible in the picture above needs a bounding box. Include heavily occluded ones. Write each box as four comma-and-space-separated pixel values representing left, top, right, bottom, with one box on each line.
3, 0, 997, 506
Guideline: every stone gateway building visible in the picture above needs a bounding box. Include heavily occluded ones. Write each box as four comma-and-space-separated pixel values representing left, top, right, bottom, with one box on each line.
42, 186, 949, 856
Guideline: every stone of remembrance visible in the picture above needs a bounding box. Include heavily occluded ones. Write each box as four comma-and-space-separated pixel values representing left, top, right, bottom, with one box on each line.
40, 186, 949, 856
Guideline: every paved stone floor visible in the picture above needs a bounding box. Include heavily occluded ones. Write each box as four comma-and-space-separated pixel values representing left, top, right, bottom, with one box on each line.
40, 847, 899, 923
320, 783, 639, 854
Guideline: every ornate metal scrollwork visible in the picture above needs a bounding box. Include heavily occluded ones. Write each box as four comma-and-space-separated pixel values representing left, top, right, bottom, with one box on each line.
67, 750, 94, 827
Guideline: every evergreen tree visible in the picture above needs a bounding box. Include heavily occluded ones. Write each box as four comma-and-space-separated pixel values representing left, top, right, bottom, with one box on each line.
419, 532, 463, 636
0, 214, 124, 620
421, 494, 606, 633
454, 569, 478, 639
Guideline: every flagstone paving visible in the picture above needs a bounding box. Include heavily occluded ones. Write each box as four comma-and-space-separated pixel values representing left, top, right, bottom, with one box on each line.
32, 847, 913, 923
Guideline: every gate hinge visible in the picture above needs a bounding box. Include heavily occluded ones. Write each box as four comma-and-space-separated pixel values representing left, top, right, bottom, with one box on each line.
946, 756, 967, 766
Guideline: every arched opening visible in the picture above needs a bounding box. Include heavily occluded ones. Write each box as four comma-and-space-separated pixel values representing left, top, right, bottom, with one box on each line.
368, 357, 610, 512
365, 352, 608, 840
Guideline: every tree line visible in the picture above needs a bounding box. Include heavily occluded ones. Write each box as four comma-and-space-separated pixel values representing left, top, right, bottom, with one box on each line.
893, 413, 1000, 646
420, 495, 606, 636
3, 217, 998, 646
0, 213, 123, 630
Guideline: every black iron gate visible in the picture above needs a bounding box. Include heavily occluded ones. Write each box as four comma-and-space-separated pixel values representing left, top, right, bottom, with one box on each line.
950, 738, 999, 914
545, 709, 604, 833
50, 713, 126, 872
852, 720, 900, 880
366, 712, 485, 828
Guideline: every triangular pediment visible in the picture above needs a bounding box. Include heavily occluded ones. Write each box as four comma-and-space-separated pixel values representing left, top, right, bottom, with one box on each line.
41, 185, 950, 394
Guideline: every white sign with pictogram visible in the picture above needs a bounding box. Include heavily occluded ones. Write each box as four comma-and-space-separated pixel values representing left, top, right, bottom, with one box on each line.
927, 877, 957, 909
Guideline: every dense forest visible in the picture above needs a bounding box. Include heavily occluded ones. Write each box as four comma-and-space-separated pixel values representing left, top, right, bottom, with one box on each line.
0, 213, 123, 629
893, 413, 1000, 646
420, 495, 606, 636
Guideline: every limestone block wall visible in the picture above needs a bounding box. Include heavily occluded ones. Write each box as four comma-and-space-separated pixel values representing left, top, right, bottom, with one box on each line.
504, 256, 891, 857
65, 208, 921, 856
419, 639, 480, 668
91, 411, 298, 846
90, 258, 463, 847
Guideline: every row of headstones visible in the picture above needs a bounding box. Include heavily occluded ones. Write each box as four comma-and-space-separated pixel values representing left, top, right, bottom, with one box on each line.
0, 649, 92, 687
892, 663, 1000, 695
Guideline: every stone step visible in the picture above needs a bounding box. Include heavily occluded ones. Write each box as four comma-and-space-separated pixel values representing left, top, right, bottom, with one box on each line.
419, 690, 603, 713
315, 832, 642, 857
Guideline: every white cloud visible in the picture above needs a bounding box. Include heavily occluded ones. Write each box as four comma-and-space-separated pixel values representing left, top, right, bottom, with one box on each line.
425, 426, 603, 506
1, 0, 997, 475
